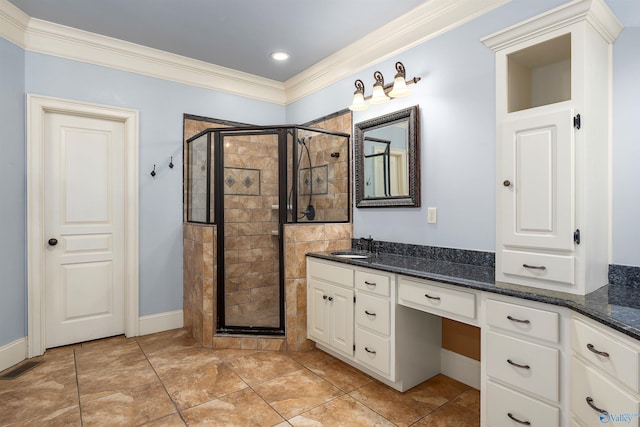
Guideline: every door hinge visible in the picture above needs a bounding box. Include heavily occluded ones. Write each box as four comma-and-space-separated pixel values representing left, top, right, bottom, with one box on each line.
574, 229, 581, 245
574, 114, 581, 129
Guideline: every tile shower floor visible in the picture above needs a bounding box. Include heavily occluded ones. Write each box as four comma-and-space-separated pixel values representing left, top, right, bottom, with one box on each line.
0, 329, 480, 426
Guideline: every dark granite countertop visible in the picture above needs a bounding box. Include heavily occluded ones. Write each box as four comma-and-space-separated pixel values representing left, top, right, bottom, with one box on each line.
307, 251, 640, 342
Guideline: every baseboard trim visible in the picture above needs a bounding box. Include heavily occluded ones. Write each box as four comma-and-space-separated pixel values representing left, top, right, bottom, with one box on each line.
0, 337, 27, 373
138, 310, 184, 336
441, 348, 480, 389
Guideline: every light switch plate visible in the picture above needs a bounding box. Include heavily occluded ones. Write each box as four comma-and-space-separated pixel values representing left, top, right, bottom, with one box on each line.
427, 207, 437, 224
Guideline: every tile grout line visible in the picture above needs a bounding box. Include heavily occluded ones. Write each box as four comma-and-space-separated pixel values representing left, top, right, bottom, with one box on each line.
72, 348, 84, 427
135, 337, 188, 425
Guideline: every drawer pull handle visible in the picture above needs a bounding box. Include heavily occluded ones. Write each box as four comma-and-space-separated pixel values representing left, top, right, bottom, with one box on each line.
586, 397, 609, 416
364, 347, 376, 355
507, 359, 530, 370
522, 264, 546, 270
587, 343, 610, 358
507, 315, 530, 324
507, 413, 531, 425
364, 310, 376, 317
424, 294, 441, 301
364, 281, 377, 287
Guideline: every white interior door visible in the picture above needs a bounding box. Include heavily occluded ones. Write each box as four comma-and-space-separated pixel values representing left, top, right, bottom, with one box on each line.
44, 111, 126, 348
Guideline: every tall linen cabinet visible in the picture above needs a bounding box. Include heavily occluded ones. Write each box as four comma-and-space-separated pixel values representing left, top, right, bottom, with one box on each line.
482, 0, 623, 295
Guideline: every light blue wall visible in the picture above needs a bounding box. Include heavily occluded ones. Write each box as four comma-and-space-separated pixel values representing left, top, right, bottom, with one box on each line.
21, 54, 285, 327
288, 0, 567, 252
612, 27, 640, 267
0, 37, 26, 345
288, 0, 640, 266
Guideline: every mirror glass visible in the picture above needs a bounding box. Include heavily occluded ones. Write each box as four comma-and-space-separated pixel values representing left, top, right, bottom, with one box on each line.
355, 105, 420, 207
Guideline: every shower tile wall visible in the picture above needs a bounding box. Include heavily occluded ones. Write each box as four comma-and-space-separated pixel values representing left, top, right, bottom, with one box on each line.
284, 223, 353, 351
183, 111, 353, 351
223, 133, 280, 328
183, 223, 215, 347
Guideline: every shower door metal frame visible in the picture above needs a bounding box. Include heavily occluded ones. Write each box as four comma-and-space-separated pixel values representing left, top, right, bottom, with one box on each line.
215, 128, 286, 336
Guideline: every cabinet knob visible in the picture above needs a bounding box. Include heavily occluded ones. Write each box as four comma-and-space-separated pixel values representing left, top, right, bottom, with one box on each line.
48, 238, 58, 246
503, 180, 511, 187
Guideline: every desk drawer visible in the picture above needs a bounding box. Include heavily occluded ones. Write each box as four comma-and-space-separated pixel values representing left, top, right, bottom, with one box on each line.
487, 381, 559, 427
571, 357, 640, 427
486, 299, 559, 343
398, 277, 476, 320
502, 249, 574, 285
486, 331, 559, 402
355, 327, 391, 376
571, 318, 640, 393
355, 270, 390, 297
355, 292, 390, 336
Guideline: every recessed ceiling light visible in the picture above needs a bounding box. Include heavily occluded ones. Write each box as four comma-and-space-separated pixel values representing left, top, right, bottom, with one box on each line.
270, 51, 290, 61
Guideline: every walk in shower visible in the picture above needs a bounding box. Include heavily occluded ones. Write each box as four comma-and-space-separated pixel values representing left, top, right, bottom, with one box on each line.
185, 126, 350, 335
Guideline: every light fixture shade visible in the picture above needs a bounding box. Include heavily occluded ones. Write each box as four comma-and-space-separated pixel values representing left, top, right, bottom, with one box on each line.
389, 76, 410, 98
349, 91, 368, 111
370, 83, 390, 104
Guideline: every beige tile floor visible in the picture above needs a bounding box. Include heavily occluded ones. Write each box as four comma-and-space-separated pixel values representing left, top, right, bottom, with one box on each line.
0, 329, 480, 426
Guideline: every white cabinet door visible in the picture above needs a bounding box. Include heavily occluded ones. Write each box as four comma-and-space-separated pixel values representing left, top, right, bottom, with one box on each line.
329, 284, 354, 356
501, 108, 575, 251
307, 279, 330, 345
307, 278, 353, 357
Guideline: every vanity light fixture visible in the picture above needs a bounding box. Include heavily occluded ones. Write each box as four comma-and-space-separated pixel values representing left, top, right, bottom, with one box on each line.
349, 61, 420, 111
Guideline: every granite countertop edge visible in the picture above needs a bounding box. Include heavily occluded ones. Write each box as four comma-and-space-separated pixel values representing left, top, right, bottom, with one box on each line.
307, 252, 640, 342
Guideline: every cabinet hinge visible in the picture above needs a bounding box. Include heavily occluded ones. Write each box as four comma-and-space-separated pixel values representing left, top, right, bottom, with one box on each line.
353, 344, 356, 351
573, 114, 581, 129
574, 229, 581, 245
353, 296, 356, 303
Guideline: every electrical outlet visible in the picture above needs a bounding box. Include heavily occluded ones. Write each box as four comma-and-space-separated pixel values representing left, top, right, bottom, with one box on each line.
427, 207, 437, 224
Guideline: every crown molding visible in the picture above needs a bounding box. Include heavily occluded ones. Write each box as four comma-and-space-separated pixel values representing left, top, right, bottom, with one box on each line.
2, 0, 510, 106
481, 0, 623, 51
0, 0, 28, 47
283, 0, 511, 104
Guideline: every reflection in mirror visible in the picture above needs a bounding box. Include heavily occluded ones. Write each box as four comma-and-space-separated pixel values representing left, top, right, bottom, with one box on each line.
355, 105, 419, 207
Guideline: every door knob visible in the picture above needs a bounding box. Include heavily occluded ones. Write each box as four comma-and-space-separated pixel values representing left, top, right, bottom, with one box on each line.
48, 238, 58, 246
503, 180, 511, 187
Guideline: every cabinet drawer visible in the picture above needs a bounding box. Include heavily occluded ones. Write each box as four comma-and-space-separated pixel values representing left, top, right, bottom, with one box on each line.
487, 381, 560, 427
355, 270, 390, 297
486, 299, 559, 343
355, 292, 390, 336
502, 249, 574, 285
398, 278, 476, 320
486, 331, 559, 402
571, 357, 640, 427
571, 318, 640, 393
308, 259, 354, 287
355, 327, 391, 376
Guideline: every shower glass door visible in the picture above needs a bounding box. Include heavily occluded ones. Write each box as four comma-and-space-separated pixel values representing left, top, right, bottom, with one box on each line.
218, 130, 283, 333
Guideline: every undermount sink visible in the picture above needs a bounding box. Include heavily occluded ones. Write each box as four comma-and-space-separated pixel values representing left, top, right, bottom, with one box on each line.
330, 251, 370, 259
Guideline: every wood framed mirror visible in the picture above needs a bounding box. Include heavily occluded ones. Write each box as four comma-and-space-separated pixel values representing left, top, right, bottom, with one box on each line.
354, 105, 420, 208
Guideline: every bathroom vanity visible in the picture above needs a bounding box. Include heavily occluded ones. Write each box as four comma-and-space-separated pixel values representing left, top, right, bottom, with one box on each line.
306, 252, 640, 427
